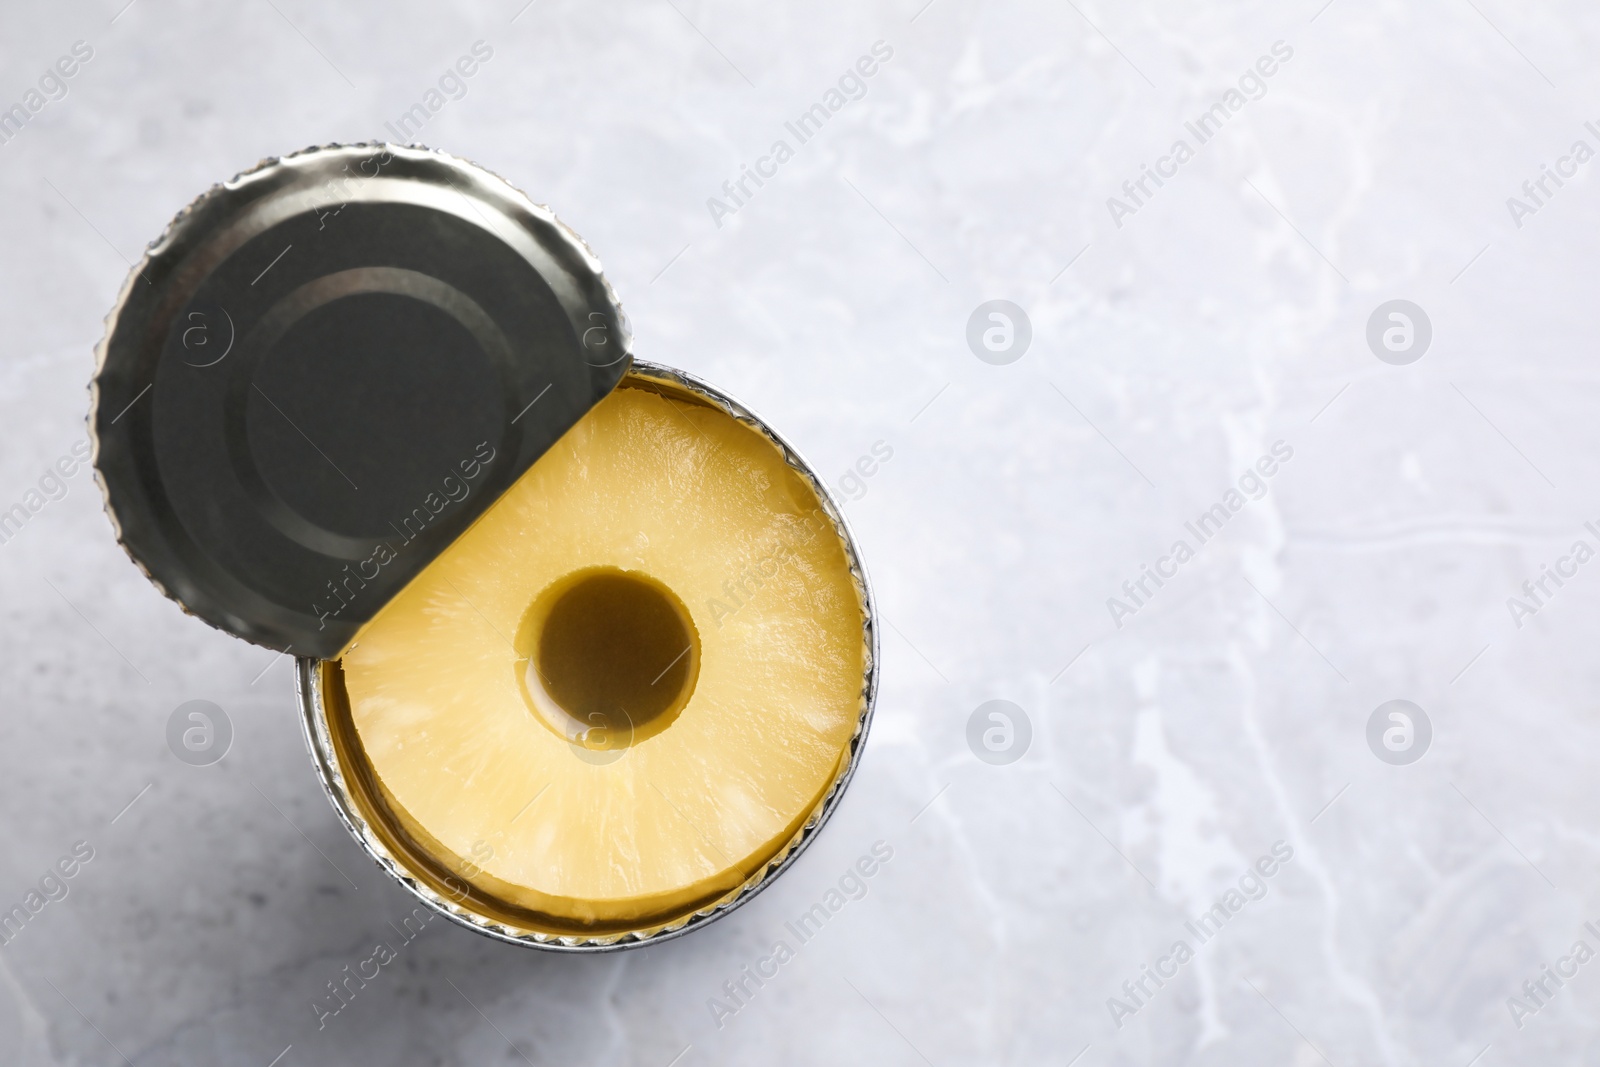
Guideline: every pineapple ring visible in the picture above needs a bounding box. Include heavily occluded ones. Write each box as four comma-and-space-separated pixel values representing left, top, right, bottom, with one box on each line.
337, 375, 868, 933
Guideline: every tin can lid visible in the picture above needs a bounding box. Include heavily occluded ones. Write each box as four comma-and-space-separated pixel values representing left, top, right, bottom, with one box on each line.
91, 144, 632, 659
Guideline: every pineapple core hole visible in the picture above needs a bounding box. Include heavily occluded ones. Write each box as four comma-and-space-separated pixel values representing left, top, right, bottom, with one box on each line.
517, 567, 700, 751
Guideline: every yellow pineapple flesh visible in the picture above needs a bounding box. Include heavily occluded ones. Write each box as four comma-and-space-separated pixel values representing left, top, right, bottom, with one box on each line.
337, 376, 868, 932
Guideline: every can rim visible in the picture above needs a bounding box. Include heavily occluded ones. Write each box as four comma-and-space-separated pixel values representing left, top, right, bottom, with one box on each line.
296, 358, 880, 951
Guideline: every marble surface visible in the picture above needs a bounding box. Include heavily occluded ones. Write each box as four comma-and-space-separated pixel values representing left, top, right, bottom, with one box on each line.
2, 0, 1599, 1063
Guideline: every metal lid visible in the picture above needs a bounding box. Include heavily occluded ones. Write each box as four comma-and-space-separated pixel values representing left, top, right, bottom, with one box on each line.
91, 144, 632, 659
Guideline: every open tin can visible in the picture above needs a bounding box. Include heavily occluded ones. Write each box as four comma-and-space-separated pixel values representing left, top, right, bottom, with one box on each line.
91, 144, 878, 951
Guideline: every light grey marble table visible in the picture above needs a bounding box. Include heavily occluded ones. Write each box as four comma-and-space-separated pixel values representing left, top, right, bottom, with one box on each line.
1, 0, 1595, 1063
